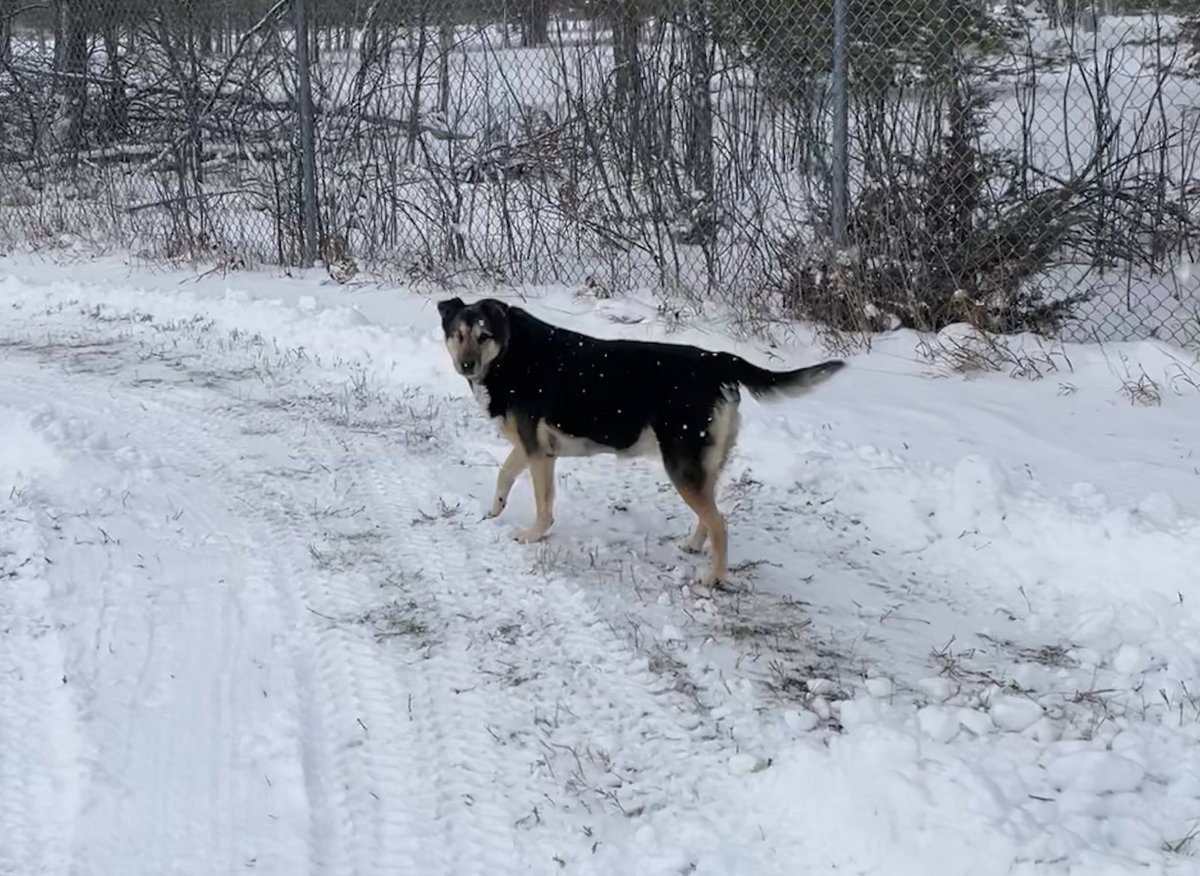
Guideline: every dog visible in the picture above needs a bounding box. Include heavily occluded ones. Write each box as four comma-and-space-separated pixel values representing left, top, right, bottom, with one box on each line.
437, 296, 845, 586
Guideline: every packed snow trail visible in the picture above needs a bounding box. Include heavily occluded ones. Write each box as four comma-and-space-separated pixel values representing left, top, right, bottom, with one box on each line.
1, 350, 313, 874
3, 270, 1200, 875
0, 302, 771, 875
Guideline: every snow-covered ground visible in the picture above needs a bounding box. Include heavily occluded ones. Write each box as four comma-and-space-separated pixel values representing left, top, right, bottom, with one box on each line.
2, 254, 1200, 875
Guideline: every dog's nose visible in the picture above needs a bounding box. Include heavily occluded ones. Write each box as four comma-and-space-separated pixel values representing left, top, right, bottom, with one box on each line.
461, 358, 477, 374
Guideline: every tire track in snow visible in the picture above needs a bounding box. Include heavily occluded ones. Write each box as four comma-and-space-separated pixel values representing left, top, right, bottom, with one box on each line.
0, 484, 81, 876
169, 331, 786, 872
122, 337, 748, 871
336, 418, 742, 872
1, 313, 773, 875
190, 394, 445, 876
1, 333, 486, 875
219, 387, 742, 873
112, 386, 384, 876
0, 355, 314, 875
156, 381, 550, 875
5, 345, 485, 875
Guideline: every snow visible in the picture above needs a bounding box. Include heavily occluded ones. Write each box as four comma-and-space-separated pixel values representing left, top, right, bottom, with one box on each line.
988, 694, 1045, 732
864, 676, 895, 698
1044, 751, 1146, 795
1, 252, 1200, 874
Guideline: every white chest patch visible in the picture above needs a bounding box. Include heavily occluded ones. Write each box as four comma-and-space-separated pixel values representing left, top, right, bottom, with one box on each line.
469, 380, 510, 438
536, 421, 660, 460
469, 379, 491, 412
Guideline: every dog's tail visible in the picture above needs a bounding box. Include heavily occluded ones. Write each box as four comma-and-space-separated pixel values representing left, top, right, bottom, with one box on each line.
729, 355, 846, 401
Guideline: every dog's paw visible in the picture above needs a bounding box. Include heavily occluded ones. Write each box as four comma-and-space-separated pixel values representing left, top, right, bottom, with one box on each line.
678, 537, 704, 555
700, 569, 741, 590
698, 570, 748, 594
484, 496, 507, 519
513, 526, 550, 544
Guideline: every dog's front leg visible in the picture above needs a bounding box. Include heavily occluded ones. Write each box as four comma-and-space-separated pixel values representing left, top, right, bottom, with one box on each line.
679, 520, 708, 554
486, 446, 527, 519
514, 454, 556, 544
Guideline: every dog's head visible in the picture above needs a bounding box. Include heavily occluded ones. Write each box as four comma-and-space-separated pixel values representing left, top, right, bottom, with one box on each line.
437, 297, 511, 380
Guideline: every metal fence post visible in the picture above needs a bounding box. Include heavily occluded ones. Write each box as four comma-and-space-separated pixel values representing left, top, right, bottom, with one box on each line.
830, 0, 849, 249
294, 0, 319, 267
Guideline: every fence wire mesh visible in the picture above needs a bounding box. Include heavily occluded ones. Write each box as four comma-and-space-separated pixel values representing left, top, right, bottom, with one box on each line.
1, 0, 1198, 345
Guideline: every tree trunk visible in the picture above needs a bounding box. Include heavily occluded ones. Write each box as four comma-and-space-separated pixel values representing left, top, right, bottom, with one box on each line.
53, 0, 65, 71
102, 28, 129, 142
611, 0, 648, 179
612, 0, 641, 113
521, 0, 549, 47
406, 11, 429, 163
0, 0, 13, 65
437, 20, 452, 116
685, 0, 713, 205
61, 0, 88, 155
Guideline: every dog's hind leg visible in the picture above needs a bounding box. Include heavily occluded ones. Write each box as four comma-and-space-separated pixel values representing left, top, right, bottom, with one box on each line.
514, 453, 557, 544
672, 478, 727, 587
664, 398, 740, 584
486, 446, 527, 518
661, 440, 728, 585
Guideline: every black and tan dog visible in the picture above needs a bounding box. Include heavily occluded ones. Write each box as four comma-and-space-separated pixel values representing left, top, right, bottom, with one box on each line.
437, 296, 845, 586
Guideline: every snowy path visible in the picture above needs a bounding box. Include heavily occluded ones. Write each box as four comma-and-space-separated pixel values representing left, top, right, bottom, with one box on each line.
3, 268, 1200, 875
0, 339, 709, 874
0, 306, 755, 875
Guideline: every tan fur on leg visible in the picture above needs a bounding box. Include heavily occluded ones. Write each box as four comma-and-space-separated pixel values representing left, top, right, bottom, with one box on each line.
672, 397, 738, 579
514, 454, 557, 543
679, 520, 708, 553
703, 398, 740, 477
673, 482, 727, 586
487, 446, 527, 518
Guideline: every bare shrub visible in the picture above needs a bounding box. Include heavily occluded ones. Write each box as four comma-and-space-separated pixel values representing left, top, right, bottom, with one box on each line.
0, 0, 1194, 346
774, 21, 1188, 340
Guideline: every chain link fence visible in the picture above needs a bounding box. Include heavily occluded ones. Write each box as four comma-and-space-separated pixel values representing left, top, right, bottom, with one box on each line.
1, 0, 1198, 346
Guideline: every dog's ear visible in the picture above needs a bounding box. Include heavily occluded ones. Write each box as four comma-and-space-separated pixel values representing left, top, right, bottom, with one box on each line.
436, 297, 466, 328
477, 298, 508, 322
477, 299, 511, 343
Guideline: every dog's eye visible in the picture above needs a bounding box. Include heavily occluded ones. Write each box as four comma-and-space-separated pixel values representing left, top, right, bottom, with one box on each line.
478, 333, 492, 343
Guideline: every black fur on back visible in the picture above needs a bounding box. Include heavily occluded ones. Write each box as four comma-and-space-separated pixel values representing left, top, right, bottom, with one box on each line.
438, 296, 844, 487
